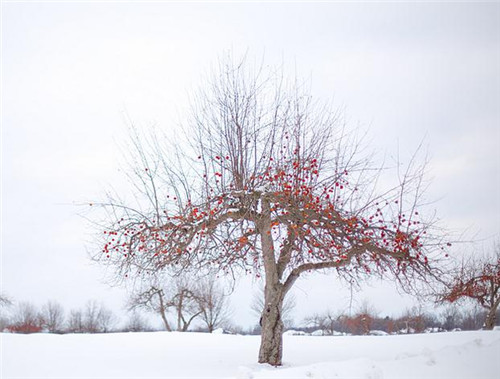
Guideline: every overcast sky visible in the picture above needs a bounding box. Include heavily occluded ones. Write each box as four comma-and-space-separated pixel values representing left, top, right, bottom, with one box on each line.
2, 2, 499, 328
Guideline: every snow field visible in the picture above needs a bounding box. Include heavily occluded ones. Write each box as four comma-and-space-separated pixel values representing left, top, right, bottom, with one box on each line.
1, 330, 499, 378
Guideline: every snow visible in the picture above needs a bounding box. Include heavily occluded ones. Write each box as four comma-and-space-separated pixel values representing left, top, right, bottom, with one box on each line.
212, 327, 225, 334
2, 330, 500, 378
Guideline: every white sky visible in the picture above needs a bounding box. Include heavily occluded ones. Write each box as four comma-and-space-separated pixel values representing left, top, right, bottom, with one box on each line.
2, 2, 499, 328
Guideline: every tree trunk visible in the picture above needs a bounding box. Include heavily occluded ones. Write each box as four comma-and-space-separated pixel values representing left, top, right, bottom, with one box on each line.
258, 285, 284, 366
258, 197, 286, 366
157, 292, 172, 332
483, 307, 497, 330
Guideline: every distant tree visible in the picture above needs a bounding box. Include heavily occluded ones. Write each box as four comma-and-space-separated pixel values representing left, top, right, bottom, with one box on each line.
0, 314, 10, 332
195, 276, 232, 333
440, 304, 462, 331
0, 293, 12, 308
440, 241, 500, 330
129, 277, 202, 332
9, 301, 42, 333
383, 316, 396, 334
40, 301, 65, 333
303, 311, 338, 335
95, 305, 117, 333
83, 300, 116, 333
129, 286, 172, 331
67, 309, 85, 333
345, 313, 373, 335
348, 301, 378, 335
0, 294, 12, 331
124, 310, 151, 332
93, 55, 451, 365
170, 279, 203, 332
65, 301, 116, 333
304, 301, 379, 335
459, 305, 486, 330
396, 306, 428, 334
83, 300, 101, 333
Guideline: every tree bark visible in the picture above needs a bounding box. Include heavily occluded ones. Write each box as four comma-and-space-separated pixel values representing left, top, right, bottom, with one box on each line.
484, 307, 497, 330
157, 292, 172, 332
257, 197, 286, 366
258, 284, 284, 366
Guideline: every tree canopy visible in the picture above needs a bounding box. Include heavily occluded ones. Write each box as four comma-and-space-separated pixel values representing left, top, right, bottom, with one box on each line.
93, 55, 450, 365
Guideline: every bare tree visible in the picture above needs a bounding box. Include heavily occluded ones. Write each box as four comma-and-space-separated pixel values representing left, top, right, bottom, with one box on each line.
397, 305, 428, 334
129, 277, 202, 332
0, 293, 12, 308
83, 300, 102, 333
67, 309, 85, 333
195, 276, 232, 332
459, 305, 485, 330
303, 310, 339, 335
129, 286, 172, 331
440, 304, 462, 331
124, 310, 151, 332
83, 300, 116, 333
40, 301, 65, 333
440, 241, 500, 330
65, 301, 116, 333
0, 314, 10, 332
169, 280, 202, 332
304, 301, 382, 335
93, 55, 450, 365
96, 306, 117, 333
0, 294, 12, 331
9, 301, 42, 333
348, 300, 378, 335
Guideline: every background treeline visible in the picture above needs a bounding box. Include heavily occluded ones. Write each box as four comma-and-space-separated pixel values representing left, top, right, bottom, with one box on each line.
1, 291, 497, 335
0, 298, 150, 334
293, 304, 497, 336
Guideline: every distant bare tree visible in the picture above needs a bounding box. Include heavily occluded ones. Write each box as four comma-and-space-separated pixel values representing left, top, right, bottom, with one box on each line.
67, 309, 85, 333
305, 302, 384, 335
195, 276, 232, 332
0, 314, 10, 332
0, 293, 12, 331
397, 306, 428, 334
0, 293, 12, 308
129, 286, 172, 331
356, 300, 379, 318
169, 279, 202, 332
96, 306, 117, 333
440, 304, 462, 331
351, 300, 378, 335
124, 310, 151, 332
9, 301, 42, 333
83, 300, 101, 333
40, 301, 65, 333
129, 277, 202, 332
65, 302, 116, 333
83, 300, 116, 333
459, 305, 486, 330
304, 311, 339, 335
11, 302, 39, 326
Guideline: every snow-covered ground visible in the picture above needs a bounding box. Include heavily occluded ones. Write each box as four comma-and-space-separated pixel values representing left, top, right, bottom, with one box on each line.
2, 330, 499, 378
